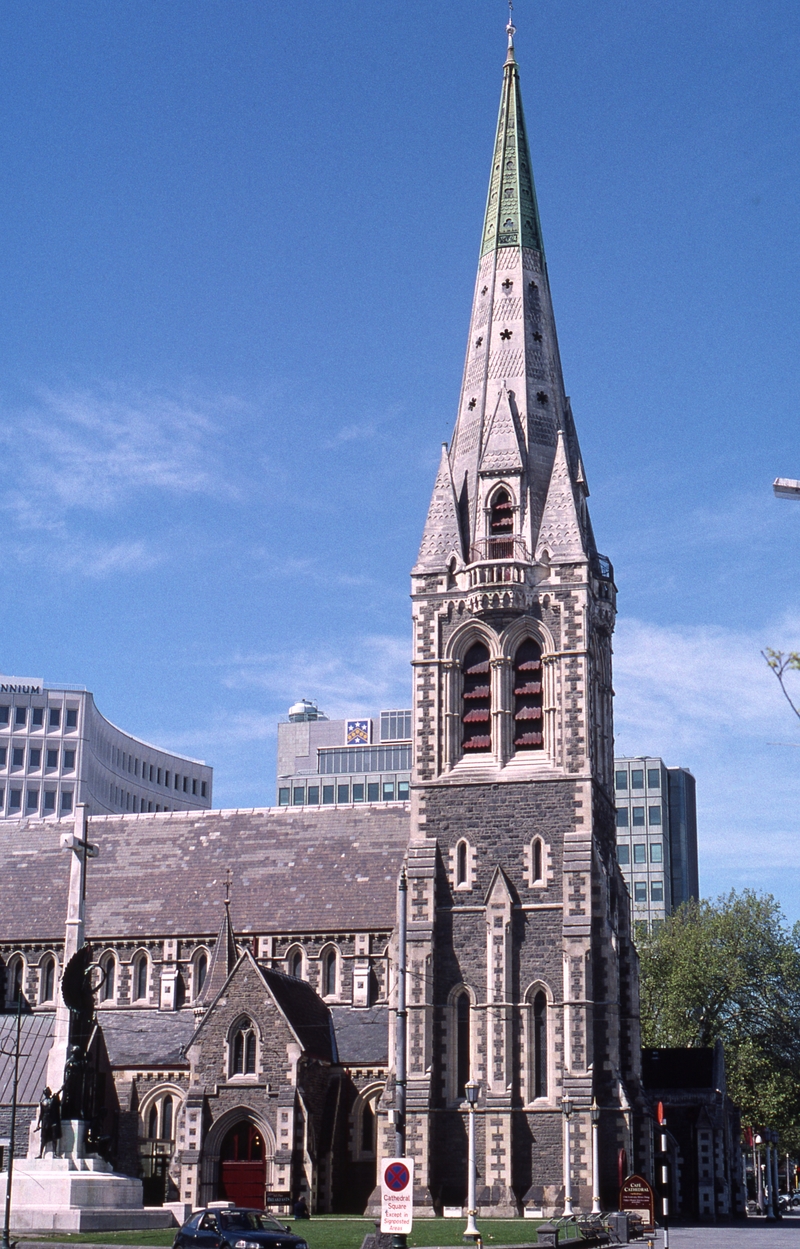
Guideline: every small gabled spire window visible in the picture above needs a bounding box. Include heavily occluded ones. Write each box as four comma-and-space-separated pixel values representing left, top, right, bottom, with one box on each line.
513, 639, 543, 751
489, 489, 515, 558
462, 642, 491, 753
490, 489, 514, 535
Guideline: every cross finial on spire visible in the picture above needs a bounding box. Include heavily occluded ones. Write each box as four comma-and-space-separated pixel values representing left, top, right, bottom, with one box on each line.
224, 867, 232, 906
505, 0, 516, 64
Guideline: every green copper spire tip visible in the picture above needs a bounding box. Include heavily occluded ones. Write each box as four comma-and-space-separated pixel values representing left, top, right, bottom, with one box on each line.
479, 11, 544, 257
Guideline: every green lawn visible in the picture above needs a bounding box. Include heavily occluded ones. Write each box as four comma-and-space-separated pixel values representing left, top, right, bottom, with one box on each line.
19, 1216, 582, 1249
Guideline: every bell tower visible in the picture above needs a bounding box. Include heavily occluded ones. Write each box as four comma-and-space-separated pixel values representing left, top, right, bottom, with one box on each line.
400, 18, 646, 1218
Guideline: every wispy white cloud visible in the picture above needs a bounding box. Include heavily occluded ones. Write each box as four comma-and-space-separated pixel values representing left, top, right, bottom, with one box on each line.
322, 421, 378, 449
0, 382, 252, 575
220, 634, 412, 721
0, 382, 242, 531
612, 615, 800, 752
613, 613, 800, 913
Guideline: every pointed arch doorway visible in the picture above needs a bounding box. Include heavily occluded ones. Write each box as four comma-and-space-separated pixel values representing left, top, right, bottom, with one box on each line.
219, 1121, 267, 1208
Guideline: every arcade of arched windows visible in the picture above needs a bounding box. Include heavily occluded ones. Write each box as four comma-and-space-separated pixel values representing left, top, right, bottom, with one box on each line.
438, 980, 557, 1106
0, 932, 394, 1013
443, 624, 557, 769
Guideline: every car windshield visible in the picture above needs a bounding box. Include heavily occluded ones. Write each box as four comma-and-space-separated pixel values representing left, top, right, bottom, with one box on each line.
219, 1214, 286, 1232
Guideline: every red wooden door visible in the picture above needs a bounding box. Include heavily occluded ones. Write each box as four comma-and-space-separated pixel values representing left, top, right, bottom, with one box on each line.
219, 1123, 267, 1209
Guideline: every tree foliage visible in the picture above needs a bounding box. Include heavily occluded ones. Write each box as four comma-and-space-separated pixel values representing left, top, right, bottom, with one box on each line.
638, 890, 800, 1150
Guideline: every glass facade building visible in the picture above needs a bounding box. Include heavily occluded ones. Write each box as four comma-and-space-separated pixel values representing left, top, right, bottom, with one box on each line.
614, 755, 698, 936
276, 702, 411, 807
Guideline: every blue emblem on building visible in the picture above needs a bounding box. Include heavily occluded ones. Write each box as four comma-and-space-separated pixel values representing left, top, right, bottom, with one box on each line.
346, 719, 370, 745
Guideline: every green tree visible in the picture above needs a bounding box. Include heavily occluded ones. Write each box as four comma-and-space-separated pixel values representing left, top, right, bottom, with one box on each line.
638, 890, 800, 1151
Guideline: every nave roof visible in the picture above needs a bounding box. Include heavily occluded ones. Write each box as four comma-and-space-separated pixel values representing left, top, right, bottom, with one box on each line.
0, 804, 410, 943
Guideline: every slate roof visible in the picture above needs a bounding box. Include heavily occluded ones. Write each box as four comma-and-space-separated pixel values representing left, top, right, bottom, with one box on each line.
0, 1012, 54, 1105
330, 1006, 389, 1065
261, 967, 337, 1063
0, 805, 410, 943
99, 1009, 195, 1068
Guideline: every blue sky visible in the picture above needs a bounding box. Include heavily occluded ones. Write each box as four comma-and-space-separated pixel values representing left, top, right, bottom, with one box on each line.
2, 2, 800, 919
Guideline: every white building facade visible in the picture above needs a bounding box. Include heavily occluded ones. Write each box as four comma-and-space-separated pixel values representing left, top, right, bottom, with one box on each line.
0, 674, 212, 820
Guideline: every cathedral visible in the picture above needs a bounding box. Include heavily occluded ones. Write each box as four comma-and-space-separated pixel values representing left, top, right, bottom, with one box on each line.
0, 24, 654, 1220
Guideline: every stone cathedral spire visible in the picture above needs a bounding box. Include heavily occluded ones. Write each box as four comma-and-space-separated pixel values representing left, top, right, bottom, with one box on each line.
415, 15, 593, 584
395, 20, 647, 1221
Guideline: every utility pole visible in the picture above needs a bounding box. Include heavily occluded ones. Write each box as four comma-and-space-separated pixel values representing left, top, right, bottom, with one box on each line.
1, 993, 23, 1249
656, 1104, 669, 1249
392, 866, 408, 1249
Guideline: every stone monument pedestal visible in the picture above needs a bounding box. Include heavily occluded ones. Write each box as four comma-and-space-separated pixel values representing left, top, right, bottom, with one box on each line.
0, 1121, 175, 1231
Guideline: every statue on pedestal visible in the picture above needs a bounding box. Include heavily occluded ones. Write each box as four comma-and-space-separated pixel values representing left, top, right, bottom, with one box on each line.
35, 1086, 62, 1157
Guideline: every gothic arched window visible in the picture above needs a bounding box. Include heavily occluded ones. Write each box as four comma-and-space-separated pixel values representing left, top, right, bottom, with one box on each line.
144, 1090, 179, 1142
462, 642, 491, 753
162, 1095, 174, 1141
6, 956, 24, 1006
361, 1100, 375, 1153
40, 956, 55, 1003
133, 954, 149, 1002
100, 953, 116, 1002
193, 951, 208, 999
456, 840, 468, 886
532, 990, 548, 1099
489, 488, 514, 557
532, 838, 544, 884
456, 991, 471, 1098
323, 949, 337, 997
231, 1019, 257, 1076
513, 638, 543, 750
288, 948, 304, 979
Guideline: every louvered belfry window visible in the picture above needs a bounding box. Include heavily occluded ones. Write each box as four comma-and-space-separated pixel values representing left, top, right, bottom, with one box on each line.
490, 489, 513, 534
514, 639, 543, 750
462, 642, 491, 752
489, 489, 514, 558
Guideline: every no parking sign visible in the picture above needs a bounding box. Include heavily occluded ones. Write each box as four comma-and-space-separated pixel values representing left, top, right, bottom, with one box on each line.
380, 1157, 414, 1234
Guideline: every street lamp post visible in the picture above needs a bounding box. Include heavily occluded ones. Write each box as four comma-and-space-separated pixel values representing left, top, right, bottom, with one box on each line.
464, 1080, 480, 1242
391, 867, 408, 1249
765, 1134, 776, 1220
590, 1099, 601, 1215
771, 1131, 781, 1217
1, 994, 22, 1249
562, 1094, 574, 1217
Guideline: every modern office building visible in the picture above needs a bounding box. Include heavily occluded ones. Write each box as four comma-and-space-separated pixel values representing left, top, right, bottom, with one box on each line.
614, 755, 699, 932
276, 699, 411, 806
0, 673, 212, 820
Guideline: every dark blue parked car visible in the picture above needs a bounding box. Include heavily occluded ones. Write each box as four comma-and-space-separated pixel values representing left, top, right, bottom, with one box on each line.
174, 1207, 309, 1249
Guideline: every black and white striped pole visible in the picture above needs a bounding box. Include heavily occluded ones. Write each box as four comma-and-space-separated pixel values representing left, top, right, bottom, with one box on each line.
657, 1103, 669, 1249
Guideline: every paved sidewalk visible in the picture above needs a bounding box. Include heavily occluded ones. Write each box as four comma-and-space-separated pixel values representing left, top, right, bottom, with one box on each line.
645, 1215, 800, 1248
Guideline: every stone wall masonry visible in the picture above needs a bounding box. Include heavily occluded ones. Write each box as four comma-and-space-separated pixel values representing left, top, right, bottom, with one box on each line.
423, 779, 578, 902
